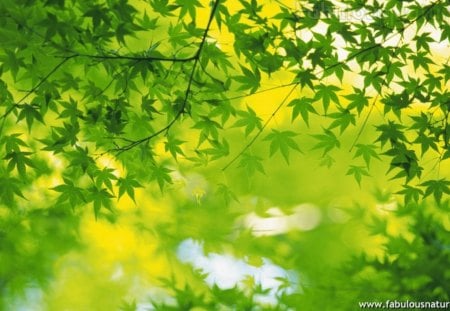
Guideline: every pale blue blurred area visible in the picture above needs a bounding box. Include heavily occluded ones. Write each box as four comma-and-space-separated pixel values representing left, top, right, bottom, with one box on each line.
5, 286, 43, 311
177, 238, 299, 305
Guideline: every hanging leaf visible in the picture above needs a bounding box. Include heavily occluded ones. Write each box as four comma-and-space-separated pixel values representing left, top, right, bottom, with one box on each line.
264, 129, 301, 164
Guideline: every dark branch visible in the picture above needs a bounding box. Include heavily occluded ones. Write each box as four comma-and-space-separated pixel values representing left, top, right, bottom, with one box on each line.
112, 0, 221, 154
0, 54, 76, 122
348, 1, 441, 151
222, 83, 298, 171
74, 53, 197, 63
7, 13, 198, 64
222, 0, 442, 170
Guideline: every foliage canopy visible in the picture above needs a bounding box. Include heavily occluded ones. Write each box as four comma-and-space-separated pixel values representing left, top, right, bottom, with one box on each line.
0, 0, 449, 309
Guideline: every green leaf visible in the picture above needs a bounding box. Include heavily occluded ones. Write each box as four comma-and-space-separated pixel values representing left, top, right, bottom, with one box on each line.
17, 104, 45, 131
257, 53, 283, 74
375, 121, 407, 148
239, 153, 265, 176
0, 133, 28, 153
232, 106, 263, 136
396, 185, 424, 205
83, 4, 109, 29
66, 146, 96, 175
150, 0, 178, 16
0, 177, 26, 206
381, 61, 404, 84
193, 116, 222, 145
288, 97, 316, 125
58, 98, 83, 122
150, 164, 172, 191
208, 100, 236, 126
119, 300, 137, 311
381, 91, 411, 119
165, 136, 185, 160
200, 138, 229, 161
312, 129, 340, 155
216, 183, 239, 205
141, 96, 159, 119
295, 69, 317, 90
327, 108, 356, 133
319, 154, 335, 168
115, 23, 135, 46
104, 106, 127, 135
117, 175, 142, 202
176, 0, 202, 20
234, 65, 261, 93
344, 88, 370, 115
0, 49, 25, 80
346, 165, 370, 186
89, 186, 115, 218
4, 151, 35, 177
354, 144, 380, 168
314, 84, 341, 113
264, 129, 301, 164
361, 70, 384, 93
138, 12, 159, 30
40, 122, 80, 154
420, 179, 450, 203
409, 51, 434, 72
52, 178, 86, 208
414, 133, 439, 156
95, 167, 118, 192
384, 144, 422, 182
369, 216, 388, 235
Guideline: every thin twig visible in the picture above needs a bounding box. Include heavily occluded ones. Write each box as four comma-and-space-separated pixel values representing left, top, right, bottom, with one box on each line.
223, 0, 441, 170
74, 52, 197, 63
7, 12, 200, 65
348, 1, 441, 151
205, 1, 441, 106
111, 0, 221, 154
0, 55, 76, 135
222, 83, 298, 171
1, 55, 76, 120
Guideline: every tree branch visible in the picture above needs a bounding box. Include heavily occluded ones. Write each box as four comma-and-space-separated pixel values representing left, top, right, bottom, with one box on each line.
112, 0, 221, 154
222, 83, 298, 171
222, 0, 442, 170
74, 52, 197, 63
348, 1, 441, 151
6, 12, 199, 64
0, 54, 76, 122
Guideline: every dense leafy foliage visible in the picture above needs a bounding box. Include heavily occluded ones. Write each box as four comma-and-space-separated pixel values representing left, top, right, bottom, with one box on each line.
0, 0, 449, 309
